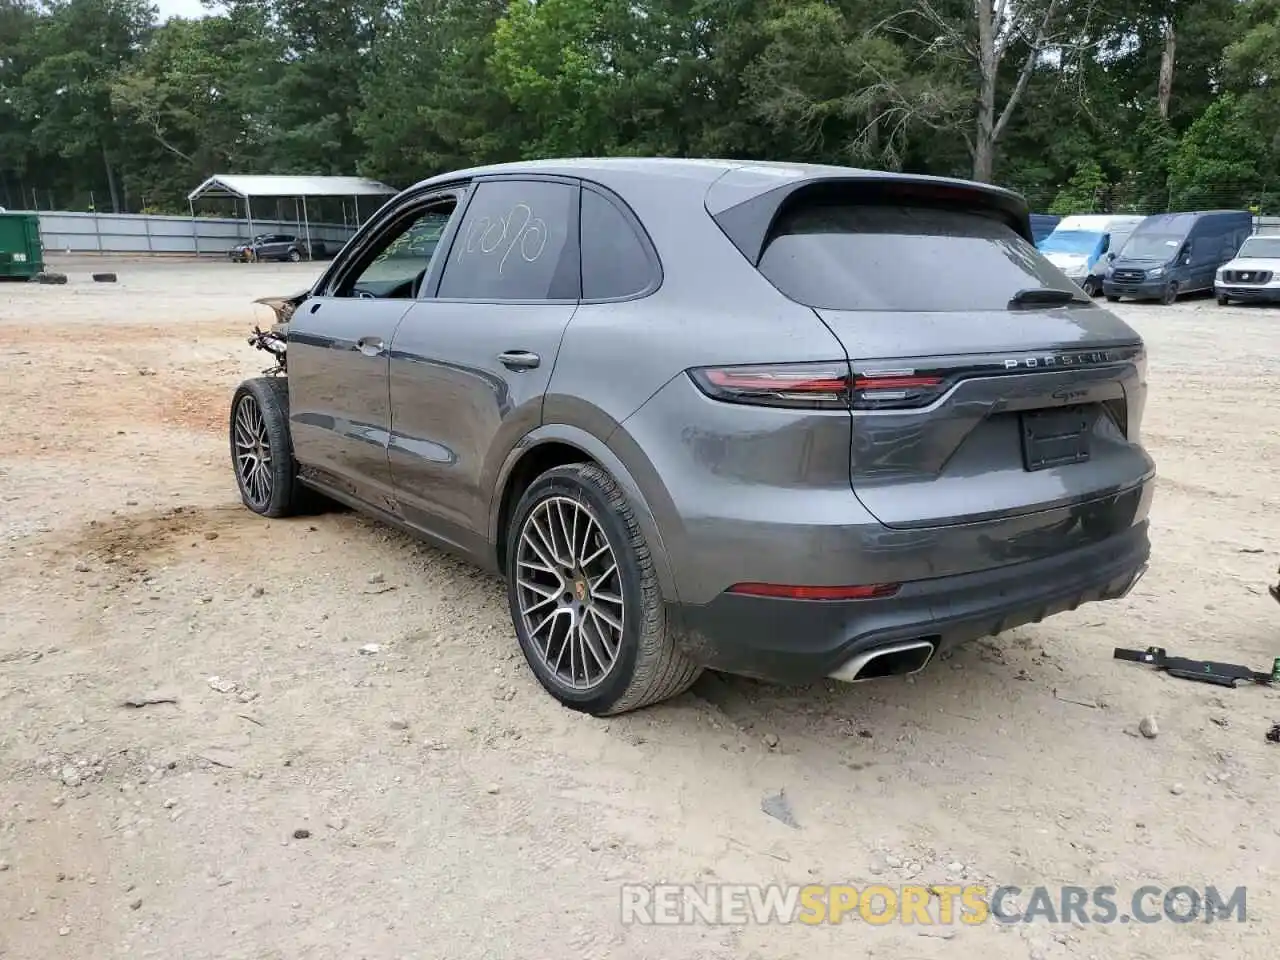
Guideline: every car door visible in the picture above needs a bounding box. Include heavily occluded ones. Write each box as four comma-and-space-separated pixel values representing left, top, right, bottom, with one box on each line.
1209, 224, 1235, 290
385, 176, 582, 552
1194, 219, 1229, 290
287, 191, 465, 514
1185, 222, 1209, 290
1174, 235, 1196, 289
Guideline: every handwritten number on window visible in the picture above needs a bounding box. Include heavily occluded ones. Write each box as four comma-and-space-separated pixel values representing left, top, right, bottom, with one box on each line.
373, 216, 445, 264
458, 203, 549, 275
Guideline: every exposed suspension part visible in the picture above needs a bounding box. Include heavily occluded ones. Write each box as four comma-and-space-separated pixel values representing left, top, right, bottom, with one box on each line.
248, 325, 287, 377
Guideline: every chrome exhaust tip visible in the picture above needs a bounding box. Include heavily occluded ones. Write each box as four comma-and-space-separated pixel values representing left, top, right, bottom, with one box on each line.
828, 639, 938, 683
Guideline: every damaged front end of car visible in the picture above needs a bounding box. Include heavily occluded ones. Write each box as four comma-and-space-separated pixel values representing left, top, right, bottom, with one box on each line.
248, 290, 308, 377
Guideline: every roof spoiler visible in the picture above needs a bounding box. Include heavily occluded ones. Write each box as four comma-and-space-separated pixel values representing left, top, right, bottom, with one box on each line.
705, 171, 1034, 266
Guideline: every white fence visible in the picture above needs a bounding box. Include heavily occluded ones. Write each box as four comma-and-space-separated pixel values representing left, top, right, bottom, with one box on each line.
23, 211, 360, 257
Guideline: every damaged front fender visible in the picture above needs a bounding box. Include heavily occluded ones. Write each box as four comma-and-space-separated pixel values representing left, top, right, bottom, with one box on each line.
249, 290, 308, 376
253, 289, 310, 331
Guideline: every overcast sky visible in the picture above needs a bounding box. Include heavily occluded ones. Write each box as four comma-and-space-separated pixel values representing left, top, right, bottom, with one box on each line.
154, 0, 215, 19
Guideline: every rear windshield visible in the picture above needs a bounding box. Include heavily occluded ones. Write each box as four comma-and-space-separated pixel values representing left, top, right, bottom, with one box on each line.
757, 203, 1081, 312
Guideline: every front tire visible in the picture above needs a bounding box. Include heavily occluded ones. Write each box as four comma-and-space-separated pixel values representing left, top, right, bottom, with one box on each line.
1081, 277, 1100, 297
505, 463, 702, 716
230, 377, 302, 518
1160, 282, 1179, 305
1217, 293, 1230, 306
1105, 294, 1121, 303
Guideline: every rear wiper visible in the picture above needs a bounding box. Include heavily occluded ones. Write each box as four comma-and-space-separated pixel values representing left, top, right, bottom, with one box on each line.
1008, 288, 1080, 309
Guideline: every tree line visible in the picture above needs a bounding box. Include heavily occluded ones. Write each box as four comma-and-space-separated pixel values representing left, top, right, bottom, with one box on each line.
1, 0, 1277, 216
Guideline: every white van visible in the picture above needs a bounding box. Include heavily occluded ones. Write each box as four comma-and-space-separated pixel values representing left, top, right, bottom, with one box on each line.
1037, 214, 1148, 296
1215, 233, 1280, 306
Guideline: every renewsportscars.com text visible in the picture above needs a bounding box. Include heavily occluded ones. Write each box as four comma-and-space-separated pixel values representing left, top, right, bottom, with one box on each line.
619, 883, 1247, 926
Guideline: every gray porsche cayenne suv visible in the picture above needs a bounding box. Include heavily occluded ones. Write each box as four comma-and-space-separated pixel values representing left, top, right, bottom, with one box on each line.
230, 158, 1155, 715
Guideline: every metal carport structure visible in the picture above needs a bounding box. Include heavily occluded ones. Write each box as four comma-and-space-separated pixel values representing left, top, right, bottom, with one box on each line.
187, 174, 399, 259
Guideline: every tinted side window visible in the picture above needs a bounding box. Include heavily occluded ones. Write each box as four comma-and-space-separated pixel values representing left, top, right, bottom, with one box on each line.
581, 189, 656, 299
437, 180, 579, 300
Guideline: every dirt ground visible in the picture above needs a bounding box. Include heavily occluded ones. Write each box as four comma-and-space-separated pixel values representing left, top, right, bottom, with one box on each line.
1, 256, 1278, 960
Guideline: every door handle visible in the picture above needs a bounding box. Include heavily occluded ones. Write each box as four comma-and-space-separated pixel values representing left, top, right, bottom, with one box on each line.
498, 350, 541, 371
357, 336, 384, 357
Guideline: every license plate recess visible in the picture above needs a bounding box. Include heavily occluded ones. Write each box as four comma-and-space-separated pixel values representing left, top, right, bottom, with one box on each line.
1020, 405, 1096, 471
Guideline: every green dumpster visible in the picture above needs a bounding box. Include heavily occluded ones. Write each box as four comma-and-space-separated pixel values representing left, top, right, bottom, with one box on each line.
0, 212, 44, 280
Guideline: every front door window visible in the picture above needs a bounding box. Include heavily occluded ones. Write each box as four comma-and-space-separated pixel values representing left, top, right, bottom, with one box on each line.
338, 201, 459, 300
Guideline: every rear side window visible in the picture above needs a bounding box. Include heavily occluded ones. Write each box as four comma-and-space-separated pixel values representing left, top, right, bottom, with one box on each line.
580, 189, 656, 299
437, 179, 579, 301
757, 203, 1080, 312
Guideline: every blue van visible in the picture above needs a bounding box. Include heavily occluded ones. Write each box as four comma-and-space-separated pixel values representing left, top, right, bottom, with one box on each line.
1102, 210, 1253, 304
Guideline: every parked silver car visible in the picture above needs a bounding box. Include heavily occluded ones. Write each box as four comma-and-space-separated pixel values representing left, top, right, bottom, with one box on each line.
229, 158, 1155, 715
229, 233, 326, 263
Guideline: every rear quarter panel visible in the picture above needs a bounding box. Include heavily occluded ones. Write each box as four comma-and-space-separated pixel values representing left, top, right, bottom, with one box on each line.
541, 171, 851, 602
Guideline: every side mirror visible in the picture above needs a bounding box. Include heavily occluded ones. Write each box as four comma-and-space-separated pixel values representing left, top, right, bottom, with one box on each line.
1107, 252, 1117, 261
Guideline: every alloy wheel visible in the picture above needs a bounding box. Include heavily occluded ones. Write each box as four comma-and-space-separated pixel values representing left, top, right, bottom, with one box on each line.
514, 496, 625, 691
233, 393, 273, 510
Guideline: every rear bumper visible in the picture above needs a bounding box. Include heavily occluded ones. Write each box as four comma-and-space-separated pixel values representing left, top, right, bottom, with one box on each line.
1216, 284, 1280, 303
669, 519, 1151, 684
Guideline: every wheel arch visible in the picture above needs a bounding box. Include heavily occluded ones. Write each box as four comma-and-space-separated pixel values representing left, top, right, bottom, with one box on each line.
489, 424, 681, 602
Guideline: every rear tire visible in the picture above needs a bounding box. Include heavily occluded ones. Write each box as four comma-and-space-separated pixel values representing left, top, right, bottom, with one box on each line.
1160, 282, 1179, 305
230, 377, 304, 518
288, 249, 303, 263
505, 463, 702, 716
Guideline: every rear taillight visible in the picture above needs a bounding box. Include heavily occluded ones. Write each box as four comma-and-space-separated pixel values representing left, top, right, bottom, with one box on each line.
851, 370, 946, 410
690, 349, 1142, 413
688, 362, 947, 411
688, 362, 853, 410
